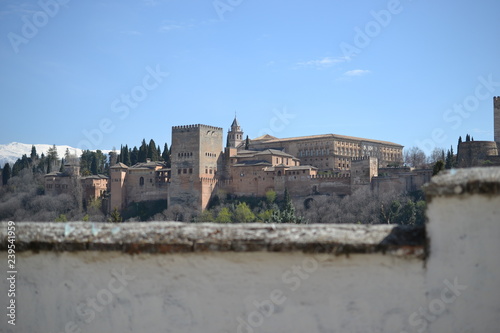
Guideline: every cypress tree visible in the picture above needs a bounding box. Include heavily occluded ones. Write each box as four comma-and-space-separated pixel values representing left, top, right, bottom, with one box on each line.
130, 147, 139, 165
122, 145, 131, 166
138, 139, 147, 163
147, 139, 158, 161
245, 135, 250, 150
91, 155, 98, 175
162, 143, 170, 167
2, 163, 11, 185
30, 145, 38, 160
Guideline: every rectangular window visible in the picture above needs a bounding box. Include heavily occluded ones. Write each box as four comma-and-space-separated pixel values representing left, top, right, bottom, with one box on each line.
183, 169, 187, 174
189, 168, 193, 174
178, 169, 181, 174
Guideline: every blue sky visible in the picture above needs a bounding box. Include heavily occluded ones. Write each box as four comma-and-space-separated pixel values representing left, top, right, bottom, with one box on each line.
1, 0, 499, 156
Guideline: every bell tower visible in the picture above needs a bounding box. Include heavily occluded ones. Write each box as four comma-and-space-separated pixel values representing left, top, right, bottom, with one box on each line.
227, 116, 244, 148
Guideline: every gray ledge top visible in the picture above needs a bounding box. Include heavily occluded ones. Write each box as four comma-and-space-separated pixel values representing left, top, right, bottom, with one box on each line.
0, 222, 425, 258
424, 166, 500, 198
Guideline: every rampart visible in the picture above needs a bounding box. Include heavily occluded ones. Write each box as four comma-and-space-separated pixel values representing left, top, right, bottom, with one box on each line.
457, 140, 499, 168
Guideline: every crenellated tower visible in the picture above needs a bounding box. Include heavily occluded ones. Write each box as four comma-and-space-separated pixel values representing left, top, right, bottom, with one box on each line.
170, 124, 223, 210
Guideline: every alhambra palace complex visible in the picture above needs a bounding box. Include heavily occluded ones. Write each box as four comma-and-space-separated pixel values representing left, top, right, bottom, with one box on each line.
44, 97, 500, 212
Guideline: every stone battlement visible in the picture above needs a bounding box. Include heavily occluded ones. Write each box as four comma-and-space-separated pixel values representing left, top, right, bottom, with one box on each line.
310, 174, 349, 179
172, 124, 223, 131
199, 177, 219, 184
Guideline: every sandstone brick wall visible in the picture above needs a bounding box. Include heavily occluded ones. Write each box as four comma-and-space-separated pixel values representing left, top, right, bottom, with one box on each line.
170, 125, 223, 209
457, 141, 499, 168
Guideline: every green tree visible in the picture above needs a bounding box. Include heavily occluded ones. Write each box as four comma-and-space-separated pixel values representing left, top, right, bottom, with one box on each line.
90, 155, 98, 175
30, 145, 38, 160
432, 160, 445, 176
55, 214, 68, 222
110, 207, 123, 222
265, 190, 276, 205
2, 163, 11, 185
445, 146, 455, 169
47, 144, 59, 172
122, 145, 131, 166
138, 139, 148, 163
245, 135, 250, 150
197, 210, 214, 222
215, 207, 232, 223
257, 209, 274, 222
233, 202, 255, 222
161, 143, 169, 160
415, 200, 426, 225
130, 146, 139, 166
162, 143, 171, 167
147, 139, 159, 161
397, 200, 416, 225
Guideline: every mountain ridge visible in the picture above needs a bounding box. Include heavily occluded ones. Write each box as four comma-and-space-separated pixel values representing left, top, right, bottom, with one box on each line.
0, 142, 112, 167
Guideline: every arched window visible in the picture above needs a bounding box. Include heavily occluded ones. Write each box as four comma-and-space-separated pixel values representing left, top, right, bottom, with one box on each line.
139, 177, 144, 186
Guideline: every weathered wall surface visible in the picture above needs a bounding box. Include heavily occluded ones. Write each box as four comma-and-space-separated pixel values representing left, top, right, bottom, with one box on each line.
424, 167, 500, 332
2, 251, 424, 333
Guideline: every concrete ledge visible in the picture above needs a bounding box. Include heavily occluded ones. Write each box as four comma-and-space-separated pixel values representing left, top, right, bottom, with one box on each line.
0, 222, 425, 257
424, 166, 500, 198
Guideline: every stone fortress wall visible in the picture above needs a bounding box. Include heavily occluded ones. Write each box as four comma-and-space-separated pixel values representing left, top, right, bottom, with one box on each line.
456, 96, 500, 168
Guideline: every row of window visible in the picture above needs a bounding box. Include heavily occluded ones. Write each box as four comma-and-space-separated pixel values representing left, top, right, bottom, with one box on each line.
178, 152, 193, 158
205, 152, 217, 157
299, 149, 329, 157
178, 168, 193, 175
138, 177, 154, 186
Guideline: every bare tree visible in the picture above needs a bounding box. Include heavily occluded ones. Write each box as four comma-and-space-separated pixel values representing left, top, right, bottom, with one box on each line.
404, 146, 427, 168
427, 147, 445, 165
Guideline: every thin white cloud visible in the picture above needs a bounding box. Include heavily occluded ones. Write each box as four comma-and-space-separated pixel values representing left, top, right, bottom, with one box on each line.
296, 56, 348, 69
159, 24, 183, 33
121, 30, 142, 36
158, 19, 198, 33
343, 69, 371, 77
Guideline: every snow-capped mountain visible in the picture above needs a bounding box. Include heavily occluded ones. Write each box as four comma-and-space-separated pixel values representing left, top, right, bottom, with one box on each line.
0, 142, 111, 167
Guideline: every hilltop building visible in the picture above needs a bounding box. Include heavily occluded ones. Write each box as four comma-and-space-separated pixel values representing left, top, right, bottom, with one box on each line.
44, 163, 108, 202
42, 96, 500, 214
103, 116, 433, 212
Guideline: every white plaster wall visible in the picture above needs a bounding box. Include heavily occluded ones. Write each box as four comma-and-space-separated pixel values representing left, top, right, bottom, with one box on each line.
426, 194, 500, 333
1, 251, 425, 333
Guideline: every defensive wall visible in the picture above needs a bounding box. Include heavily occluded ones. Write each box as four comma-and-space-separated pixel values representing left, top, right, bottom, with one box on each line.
2, 167, 499, 332
457, 141, 500, 168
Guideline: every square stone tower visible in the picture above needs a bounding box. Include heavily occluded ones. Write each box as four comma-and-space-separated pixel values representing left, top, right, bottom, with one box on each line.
169, 124, 223, 210
495, 96, 500, 148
